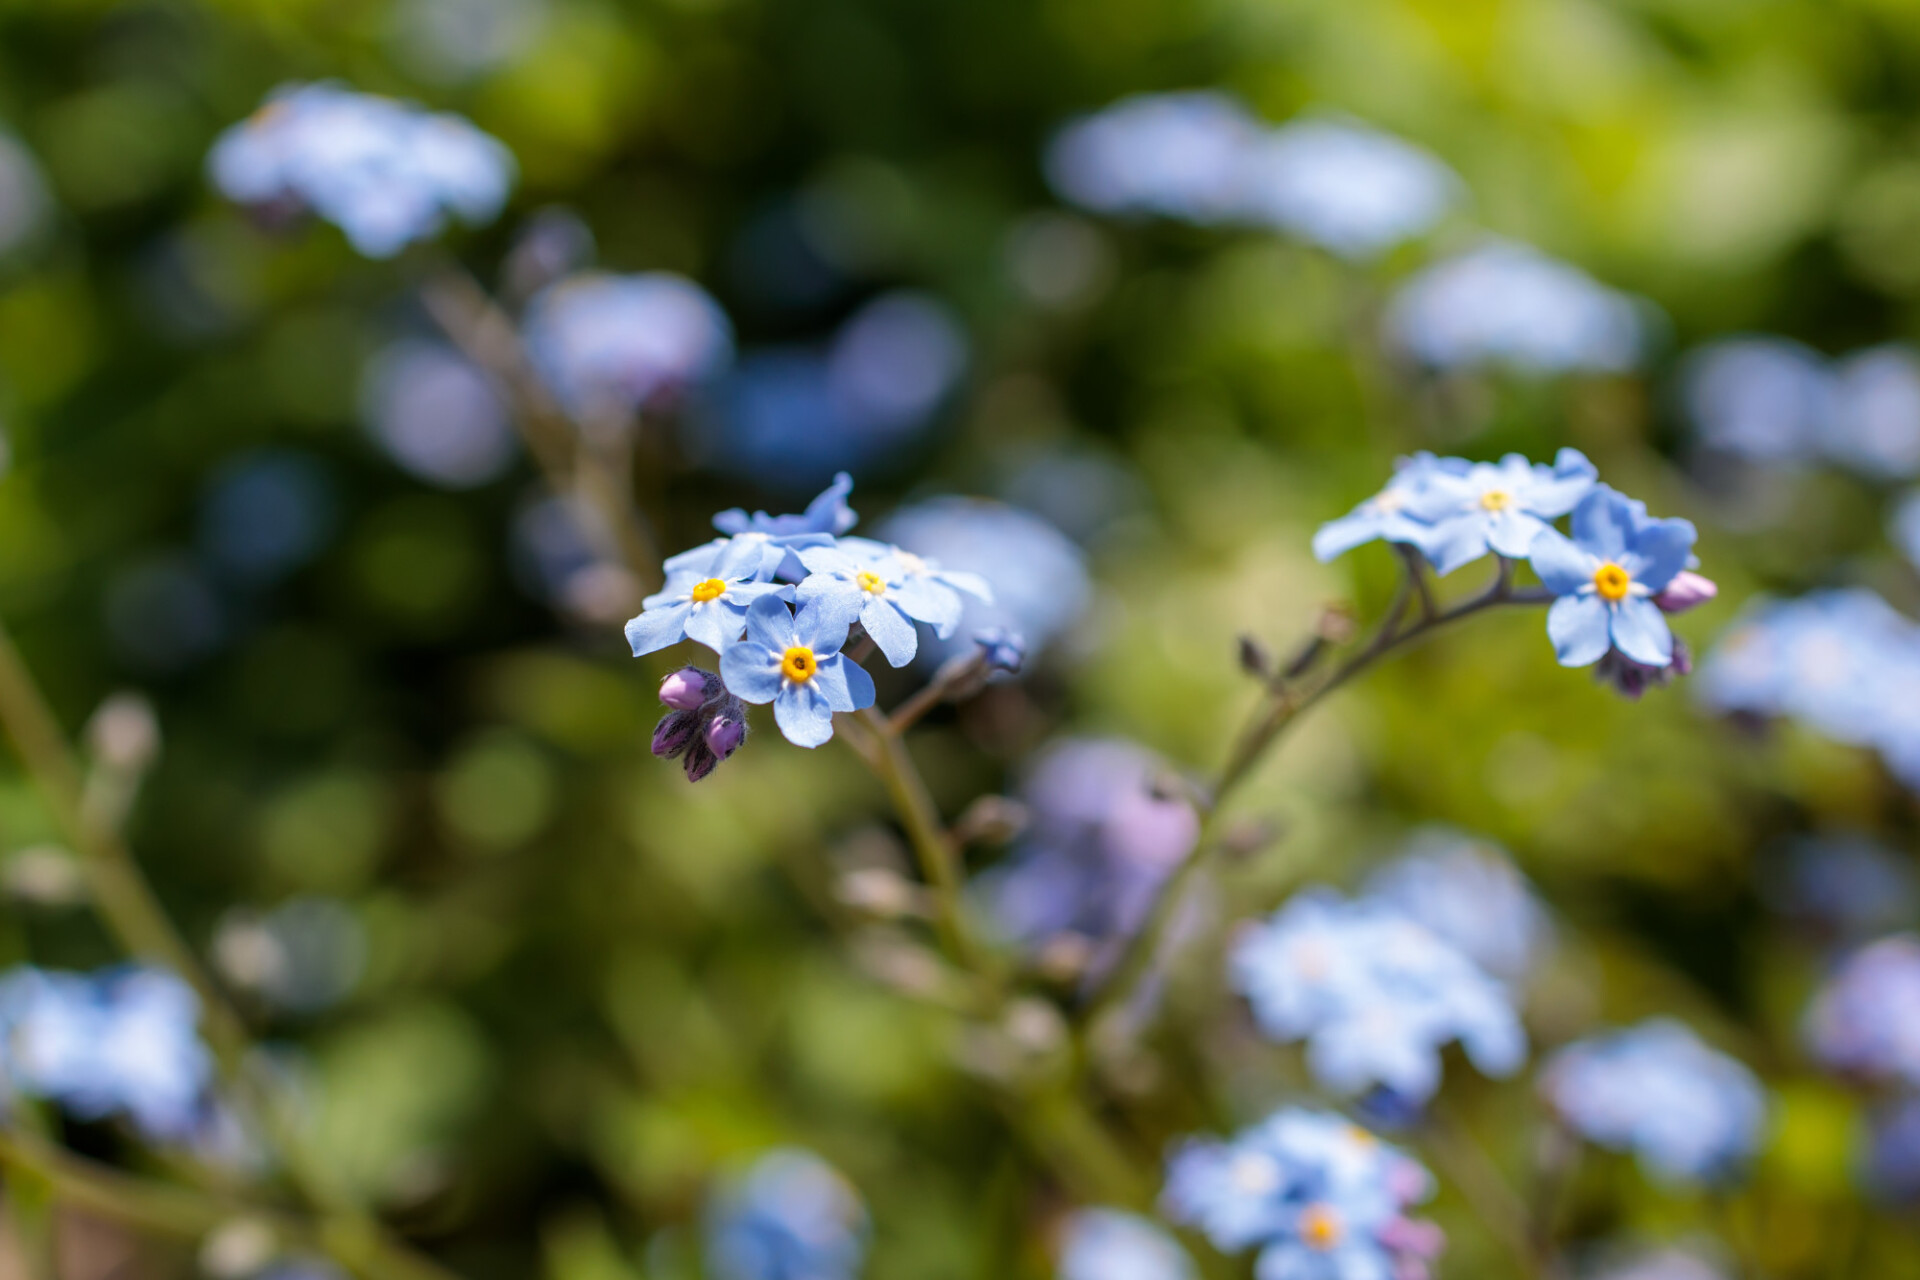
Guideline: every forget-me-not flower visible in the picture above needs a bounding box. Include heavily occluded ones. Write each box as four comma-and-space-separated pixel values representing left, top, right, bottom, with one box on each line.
1162, 1108, 1443, 1280
626, 538, 792, 657
1058, 1209, 1195, 1280
1404, 448, 1597, 574
720, 596, 876, 747
1045, 92, 1264, 225
706, 1148, 868, 1280
1529, 485, 1697, 669
1239, 117, 1460, 260
1230, 890, 1526, 1106
795, 537, 992, 668
712, 473, 857, 580
1804, 934, 1920, 1088
1362, 829, 1553, 986
208, 82, 514, 258
1311, 453, 1461, 564
1541, 1019, 1767, 1184
523, 271, 734, 419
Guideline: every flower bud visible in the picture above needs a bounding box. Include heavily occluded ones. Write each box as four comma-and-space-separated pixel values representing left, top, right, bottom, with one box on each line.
1654, 570, 1717, 615
681, 740, 720, 783
659, 667, 713, 711
972, 628, 1026, 675
652, 708, 701, 758
706, 714, 746, 759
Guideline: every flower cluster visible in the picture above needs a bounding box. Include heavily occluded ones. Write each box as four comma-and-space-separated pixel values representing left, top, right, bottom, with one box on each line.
1162, 1107, 1444, 1280
522, 271, 735, 419
1696, 588, 1920, 788
1319, 451, 1711, 684
627, 476, 998, 760
705, 1148, 868, 1280
0, 966, 214, 1142
1361, 828, 1553, 986
1540, 1019, 1767, 1184
1229, 890, 1526, 1107
1045, 92, 1458, 258
208, 82, 514, 258
1684, 336, 1920, 479
1057, 1209, 1195, 1280
1804, 934, 1920, 1087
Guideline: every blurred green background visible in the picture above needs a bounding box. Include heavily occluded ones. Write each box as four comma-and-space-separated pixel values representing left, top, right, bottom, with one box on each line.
2, 0, 1919, 1276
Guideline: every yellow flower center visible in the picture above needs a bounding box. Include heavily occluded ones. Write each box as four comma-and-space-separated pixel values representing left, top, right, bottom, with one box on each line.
1299, 1203, 1343, 1251
1346, 1125, 1377, 1148
1592, 562, 1632, 602
1479, 488, 1513, 511
690, 578, 728, 603
781, 646, 818, 684
856, 570, 888, 596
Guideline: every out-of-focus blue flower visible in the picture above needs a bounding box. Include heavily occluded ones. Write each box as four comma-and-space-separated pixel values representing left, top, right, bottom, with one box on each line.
361, 339, 517, 489
198, 450, 336, 584
1760, 835, 1918, 943
1239, 117, 1459, 259
1312, 453, 1461, 564
1828, 346, 1920, 480
0, 967, 213, 1143
1384, 240, 1647, 375
1405, 448, 1597, 574
1682, 336, 1832, 466
1891, 488, 1920, 569
1864, 1094, 1920, 1204
1230, 890, 1526, 1105
720, 597, 875, 748
878, 499, 1089, 665
1363, 829, 1553, 986
523, 271, 734, 419
1529, 485, 1697, 669
1163, 1108, 1443, 1280
980, 739, 1200, 978
1541, 1019, 1767, 1184
795, 537, 992, 668
501, 206, 596, 303
1589, 1247, 1732, 1280
1805, 934, 1920, 1088
208, 82, 514, 258
212, 897, 367, 1015
627, 538, 793, 657
1059, 1209, 1195, 1280
0, 131, 52, 263
694, 293, 966, 493
1045, 92, 1263, 224
974, 628, 1026, 674
1695, 589, 1920, 788
706, 1148, 868, 1280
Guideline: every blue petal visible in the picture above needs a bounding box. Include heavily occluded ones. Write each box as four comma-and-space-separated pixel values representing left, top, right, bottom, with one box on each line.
891, 576, 964, 636
861, 598, 919, 667
836, 536, 895, 565
719, 641, 783, 703
813, 652, 875, 712
1311, 509, 1387, 562
1547, 594, 1611, 667
625, 601, 692, 656
802, 471, 859, 534
683, 598, 748, 652
1528, 528, 1596, 595
933, 569, 992, 603
773, 682, 837, 747
1485, 508, 1547, 558
663, 538, 726, 579
1521, 448, 1598, 518
727, 580, 792, 604
1402, 471, 1479, 523
743, 594, 797, 651
795, 544, 861, 578
1609, 594, 1674, 667
1570, 486, 1640, 560
793, 599, 855, 655
1254, 1243, 1316, 1280
712, 536, 767, 581
1620, 517, 1697, 591
1418, 514, 1491, 575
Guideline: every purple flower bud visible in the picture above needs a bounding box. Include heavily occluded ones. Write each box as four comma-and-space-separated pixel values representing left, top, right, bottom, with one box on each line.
659, 667, 714, 710
652, 708, 700, 758
706, 715, 746, 760
1654, 570, 1718, 614
973, 628, 1027, 675
682, 739, 720, 782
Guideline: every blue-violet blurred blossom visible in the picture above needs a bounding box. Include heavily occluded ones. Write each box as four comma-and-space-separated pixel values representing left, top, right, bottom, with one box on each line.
719, 597, 875, 748
1162, 1107, 1444, 1280
1230, 890, 1526, 1105
1540, 1019, 1767, 1184
1045, 92, 1263, 225
1058, 1209, 1195, 1280
1805, 934, 1920, 1088
523, 271, 734, 419
1865, 1095, 1920, 1204
1362, 828, 1553, 986
1404, 448, 1597, 575
974, 628, 1027, 675
1827, 345, 1920, 480
361, 339, 517, 489
706, 1148, 868, 1280
627, 538, 793, 657
208, 82, 514, 258
1239, 117, 1459, 259
1682, 336, 1832, 466
1529, 485, 1697, 669
1759, 835, 1918, 944
1384, 240, 1646, 375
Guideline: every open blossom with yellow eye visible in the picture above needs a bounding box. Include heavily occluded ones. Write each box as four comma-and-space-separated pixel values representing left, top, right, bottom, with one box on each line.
625, 538, 792, 657
793, 537, 992, 668
1528, 485, 1698, 670
719, 597, 875, 747
1401, 448, 1597, 574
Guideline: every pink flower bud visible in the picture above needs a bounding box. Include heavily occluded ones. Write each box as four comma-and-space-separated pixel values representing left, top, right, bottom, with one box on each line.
706, 715, 746, 760
658, 667, 711, 710
1654, 570, 1717, 615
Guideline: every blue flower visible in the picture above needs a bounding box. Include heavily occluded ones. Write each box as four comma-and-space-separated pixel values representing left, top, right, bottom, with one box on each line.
1045, 92, 1264, 225
1864, 1095, 1920, 1205
1162, 1108, 1443, 1280
522, 271, 734, 418
1059, 1209, 1195, 1280
1239, 117, 1460, 260
627, 539, 793, 657
208, 82, 514, 258
706, 1148, 868, 1280
1362, 829, 1552, 986
1528, 485, 1697, 669
1401, 449, 1596, 574
1311, 454, 1463, 564
795, 537, 992, 668
712, 473, 857, 581
720, 596, 876, 747
1541, 1019, 1767, 1184
1229, 891, 1525, 1106
1805, 934, 1920, 1087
